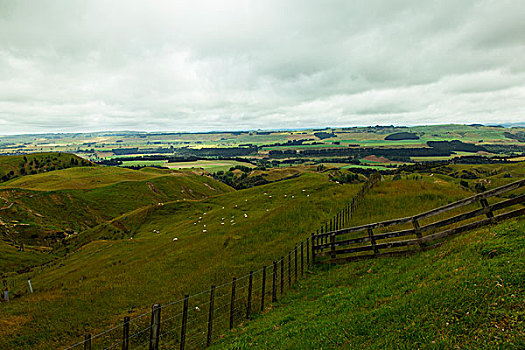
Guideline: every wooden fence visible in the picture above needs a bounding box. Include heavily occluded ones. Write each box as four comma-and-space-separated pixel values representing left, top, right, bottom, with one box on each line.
312, 179, 525, 263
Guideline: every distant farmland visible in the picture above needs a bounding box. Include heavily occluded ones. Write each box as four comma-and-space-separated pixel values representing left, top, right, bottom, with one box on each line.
165, 160, 255, 172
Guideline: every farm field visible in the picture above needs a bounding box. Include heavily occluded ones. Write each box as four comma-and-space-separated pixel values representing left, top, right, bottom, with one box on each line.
165, 160, 256, 172
0, 171, 362, 348
214, 217, 525, 349
341, 164, 391, 171
118, 159, 167, 167
1, 125, 524, 167
0, 152, 524, 349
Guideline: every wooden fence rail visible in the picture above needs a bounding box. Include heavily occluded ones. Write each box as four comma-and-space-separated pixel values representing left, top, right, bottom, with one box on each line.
313, 179, 525, 262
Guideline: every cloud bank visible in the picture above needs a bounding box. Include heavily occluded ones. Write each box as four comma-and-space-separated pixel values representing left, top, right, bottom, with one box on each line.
1, 0, 524, 134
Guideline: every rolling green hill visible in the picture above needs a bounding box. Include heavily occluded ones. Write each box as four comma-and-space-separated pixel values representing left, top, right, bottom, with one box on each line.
0, 160, 523, 349
0, 166, 234, 275
0, 153, 93, 183
214, 217, 525, 349
0, 169, 488, 349
0, 166, 161, 191
0, 172, 363, 349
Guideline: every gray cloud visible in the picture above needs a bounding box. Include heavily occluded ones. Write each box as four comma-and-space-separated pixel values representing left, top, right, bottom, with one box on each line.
0, 0, 524, 134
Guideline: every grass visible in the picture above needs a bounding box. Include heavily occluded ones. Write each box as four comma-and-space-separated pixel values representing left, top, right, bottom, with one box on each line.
0, 241, 56, 275
0, 172, 363, 348
166, 160, 256, 173
0, 161, 522, 349
0, 166, 162, 191
119, 160, 168, 167
341, 164, 391, 171
0, 166, 233, 272
213, 217, 525, 349
0, 153, 92, 184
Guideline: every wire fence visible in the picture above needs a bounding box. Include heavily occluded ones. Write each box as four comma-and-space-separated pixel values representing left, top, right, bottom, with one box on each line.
52, 176, 380, 349
63, 246, 304, 350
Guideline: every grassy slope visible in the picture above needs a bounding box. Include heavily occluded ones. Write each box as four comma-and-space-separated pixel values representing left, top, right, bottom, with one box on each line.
214, 217, 524, 349
0, 152, 92, 183
0, 240, 53, 274
0, 173, 489, 349
0, 172, 362, 348
0, 167, 233, 274
0, 166, 160, 191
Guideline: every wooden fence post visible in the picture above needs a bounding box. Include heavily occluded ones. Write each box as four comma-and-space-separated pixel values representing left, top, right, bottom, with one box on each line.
149, 304, 161, 350
306, 238, 310, 269
294, 246, 298, 281
261, 266, 266, 311
84, 334, 91, 350
300, 242, 304, 276
272, 261, 277, 302
288, 252, 291, 287
122, 316, 130, 350
480, 198, 494, 218
2, 280, 7, 302
330, 234, 336, 259
368, 228, 378, 255
207, 285, 215, 347
180, 295, 189, 350
311, 233, 316, 266
412, 217, 423, 248
246, 273, 253, 320
229, 278, 236, 330
280, 257, 284, 296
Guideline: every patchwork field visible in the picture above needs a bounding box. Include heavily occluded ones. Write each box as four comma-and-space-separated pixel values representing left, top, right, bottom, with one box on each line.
0, 151, 523, 349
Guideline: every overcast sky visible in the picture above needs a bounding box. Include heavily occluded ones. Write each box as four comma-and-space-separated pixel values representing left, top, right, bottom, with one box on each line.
0, 0, 524, 134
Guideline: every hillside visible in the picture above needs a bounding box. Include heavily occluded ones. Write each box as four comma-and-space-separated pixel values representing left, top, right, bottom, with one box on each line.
0, 166, 233, 274
0, 172, 363, 348
0, 153, 93, 183
214, 217, 524, 349
0, 169, 488, 349
0, 161, 523, 349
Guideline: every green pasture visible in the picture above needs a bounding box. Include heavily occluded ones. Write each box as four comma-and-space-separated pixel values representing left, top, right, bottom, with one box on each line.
166, 160, 255, 172
0, 170, 486, 348
119, 160, 168, 167
215, 217, 525, 349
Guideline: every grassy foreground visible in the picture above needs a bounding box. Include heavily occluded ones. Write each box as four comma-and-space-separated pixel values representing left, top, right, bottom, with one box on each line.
1, 160, 522, 349
214, 217, 525, 349
0, 173, 476, 349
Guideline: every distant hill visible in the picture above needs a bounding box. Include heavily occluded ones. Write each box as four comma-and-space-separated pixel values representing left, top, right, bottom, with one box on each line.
0, 152, 93, 183
384, 132, 420, 140
504, 131, 525, 142
0, 166, 233, 250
